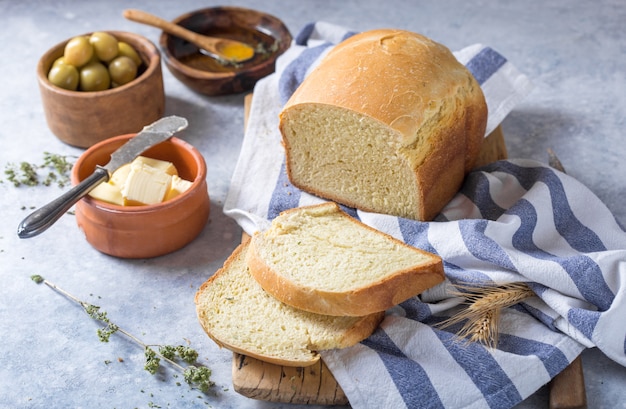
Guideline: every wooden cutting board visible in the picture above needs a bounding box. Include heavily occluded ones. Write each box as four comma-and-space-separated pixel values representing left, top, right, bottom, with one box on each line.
231, 94, 586, 408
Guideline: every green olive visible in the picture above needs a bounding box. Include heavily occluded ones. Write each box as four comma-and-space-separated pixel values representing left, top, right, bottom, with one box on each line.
89, 32, 119, 63
117, 41, 142, 67
63, 36, 94, 67
79, 61, 110, 91
51, 56, 67, 68
108, 56, 137, 86
86, 49, 101, 64
47, 64, 79, 91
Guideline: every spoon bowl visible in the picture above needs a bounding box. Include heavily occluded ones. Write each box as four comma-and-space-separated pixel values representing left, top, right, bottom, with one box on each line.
123, 9, 255, 64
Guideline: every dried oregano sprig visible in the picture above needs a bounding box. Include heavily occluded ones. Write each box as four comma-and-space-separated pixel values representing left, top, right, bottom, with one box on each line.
30, 275, 214, 393
437, 282, 535, 349
2, 152, 74, 188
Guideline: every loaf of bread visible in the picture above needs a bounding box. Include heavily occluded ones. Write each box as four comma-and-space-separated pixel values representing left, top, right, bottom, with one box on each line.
195, 240, 384, 367
279, 29, 487, 221
247, 202, 444, 316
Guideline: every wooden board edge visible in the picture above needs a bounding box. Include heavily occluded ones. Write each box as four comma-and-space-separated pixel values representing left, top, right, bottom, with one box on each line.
549, 355, 587, 409
474, 125, 508, 168
232, 353, 349, 405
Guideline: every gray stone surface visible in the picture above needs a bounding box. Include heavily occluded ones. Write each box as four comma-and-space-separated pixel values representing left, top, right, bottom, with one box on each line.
1, 1, 624, 408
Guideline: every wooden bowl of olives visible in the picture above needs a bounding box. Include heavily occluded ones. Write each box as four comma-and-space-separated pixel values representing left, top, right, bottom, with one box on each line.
159, 7, 292, 96
38, 31, 165, 148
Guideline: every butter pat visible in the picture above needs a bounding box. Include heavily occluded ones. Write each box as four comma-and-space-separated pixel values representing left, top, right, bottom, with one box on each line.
89, 180, 124, 205
133, 156, 178, 176
87, 156, 192, 206
110, 163, 132, 185
88, 163, 131, 205
122, 161, 172, 206
164, 175, 194, 201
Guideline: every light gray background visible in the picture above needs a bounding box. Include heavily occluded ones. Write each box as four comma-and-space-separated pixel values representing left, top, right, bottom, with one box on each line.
1, 1, 624, 408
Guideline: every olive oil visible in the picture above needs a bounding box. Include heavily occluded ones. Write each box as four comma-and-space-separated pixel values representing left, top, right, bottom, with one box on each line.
173, 28, 278, 73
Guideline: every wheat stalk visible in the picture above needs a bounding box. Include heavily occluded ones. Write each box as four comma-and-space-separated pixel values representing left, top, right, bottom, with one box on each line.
458, 308, 501, 349
438, 282, 534, 348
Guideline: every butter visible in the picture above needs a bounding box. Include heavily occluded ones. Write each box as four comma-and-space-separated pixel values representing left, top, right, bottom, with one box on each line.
133, 156, 178, 176
89, 179, 124, 205
122, 161, 172, 206
87, 156, 192, 206
110, 163, 132, 185
164, 175, 194, 201
88, 163, 131, 205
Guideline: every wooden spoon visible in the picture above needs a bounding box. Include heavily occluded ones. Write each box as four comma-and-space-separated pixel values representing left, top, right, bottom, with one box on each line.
123, 9, 255, 63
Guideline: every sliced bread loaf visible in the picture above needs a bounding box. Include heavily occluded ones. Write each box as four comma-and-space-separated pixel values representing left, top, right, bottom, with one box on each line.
195, 240, 384, 367
279, 29, 487, 221
247, 202, 445, 316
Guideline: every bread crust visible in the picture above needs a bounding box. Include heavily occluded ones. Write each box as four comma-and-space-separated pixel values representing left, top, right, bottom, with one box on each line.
279, 29, 487, 221
247, 203, 445, 316
195, 241, 384, 367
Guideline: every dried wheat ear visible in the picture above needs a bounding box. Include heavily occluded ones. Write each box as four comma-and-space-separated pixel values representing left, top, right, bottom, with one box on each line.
437, 282, 535, 349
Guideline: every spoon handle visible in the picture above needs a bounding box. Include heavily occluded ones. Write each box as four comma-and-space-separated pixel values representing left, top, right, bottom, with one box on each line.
123, 9, 213, 47
17, 167, 109, 239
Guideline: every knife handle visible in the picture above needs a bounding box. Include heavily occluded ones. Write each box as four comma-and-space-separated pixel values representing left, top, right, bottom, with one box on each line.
17, 166, 109, 239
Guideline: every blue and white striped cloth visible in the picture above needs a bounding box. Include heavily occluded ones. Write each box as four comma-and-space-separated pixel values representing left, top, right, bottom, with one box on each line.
224, 22, 626, 409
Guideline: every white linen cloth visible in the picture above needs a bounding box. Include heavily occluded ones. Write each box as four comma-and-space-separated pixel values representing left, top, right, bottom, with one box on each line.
224, 22, 626, 408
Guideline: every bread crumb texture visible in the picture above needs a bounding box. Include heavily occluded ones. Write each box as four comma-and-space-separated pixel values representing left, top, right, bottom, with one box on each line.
279, 29, 487, 220
261, 202, 433, 290
195, 240, 382, 366
248, 202, 444, 316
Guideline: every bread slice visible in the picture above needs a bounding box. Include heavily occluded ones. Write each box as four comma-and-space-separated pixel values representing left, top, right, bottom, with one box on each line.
279, 29, 487, 221
247, 202, 445, 316
195, 240, 384, 367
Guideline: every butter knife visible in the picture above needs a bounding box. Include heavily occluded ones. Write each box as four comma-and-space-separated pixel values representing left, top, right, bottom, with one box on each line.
17, 115, 189, 239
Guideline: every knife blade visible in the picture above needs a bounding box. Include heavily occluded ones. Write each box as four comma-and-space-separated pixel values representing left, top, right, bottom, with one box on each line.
17, 115, 189, 239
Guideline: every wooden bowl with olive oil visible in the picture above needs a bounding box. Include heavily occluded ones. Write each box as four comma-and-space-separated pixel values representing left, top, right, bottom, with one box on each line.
159, 7, 292, 96
37, 31, 165, 148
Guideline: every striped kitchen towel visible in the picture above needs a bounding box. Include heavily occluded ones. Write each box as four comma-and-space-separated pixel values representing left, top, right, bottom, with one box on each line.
224, 22, 626, 408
